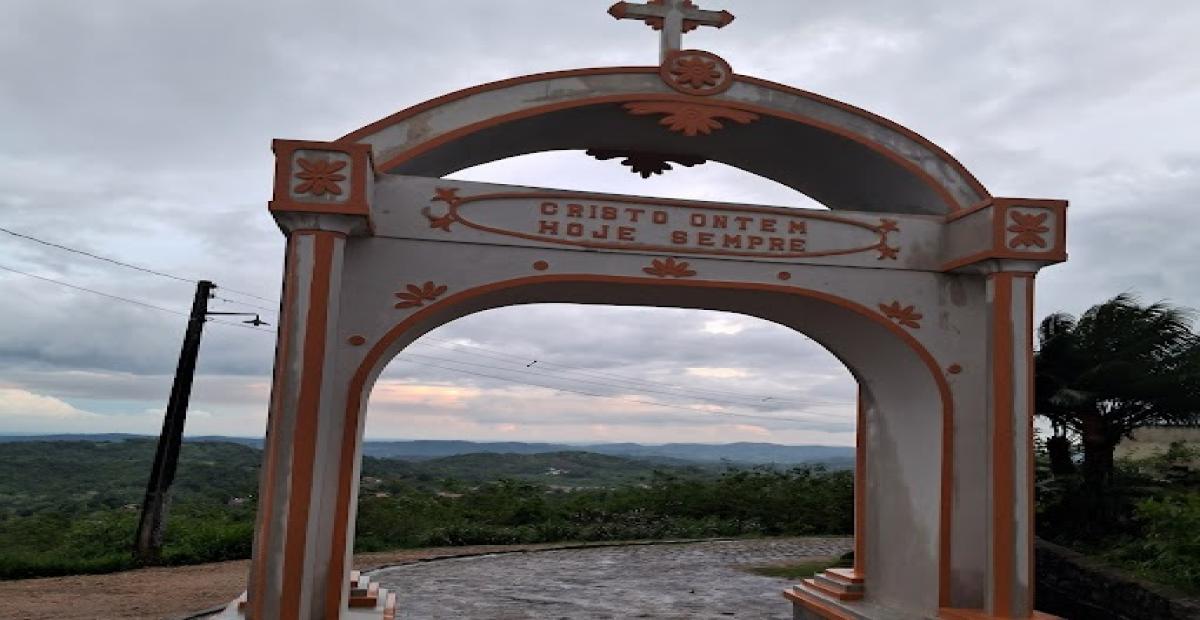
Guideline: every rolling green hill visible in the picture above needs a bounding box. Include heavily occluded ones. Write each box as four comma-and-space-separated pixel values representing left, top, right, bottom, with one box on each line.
0, 435, 856, 467
0, 438, 260, 517
363, 450, 710, 488
0, 438, 853, 580
0, 439, 706, 518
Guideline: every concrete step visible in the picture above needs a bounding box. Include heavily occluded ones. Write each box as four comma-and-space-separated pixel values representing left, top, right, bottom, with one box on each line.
815, 572, 865, 594
802, 577, 863, 601
349, 581, 379, 608
351, 574, 372, 597
824, 568, 865, 584
784, 584, 859, 619
383, 589, 398, 620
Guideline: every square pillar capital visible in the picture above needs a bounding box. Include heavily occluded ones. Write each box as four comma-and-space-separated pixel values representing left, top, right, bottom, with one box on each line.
941, 198, 1068, 273
268, 140, 375, 226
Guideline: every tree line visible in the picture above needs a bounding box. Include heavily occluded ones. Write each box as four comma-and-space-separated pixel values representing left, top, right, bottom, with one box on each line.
1035, 294, 1200, 592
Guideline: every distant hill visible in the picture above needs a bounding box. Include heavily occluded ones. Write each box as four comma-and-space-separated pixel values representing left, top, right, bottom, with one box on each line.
583, 442, 853, 466
0, 435, 853, 467
0, 440, 707, 517
0, 438, 261, 516
362, 451, 708, 488
360, 440, 854, 467
0, 433, 148, 443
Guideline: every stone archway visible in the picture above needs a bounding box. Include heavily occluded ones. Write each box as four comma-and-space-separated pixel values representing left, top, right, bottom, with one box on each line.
232, 6, 1067, 619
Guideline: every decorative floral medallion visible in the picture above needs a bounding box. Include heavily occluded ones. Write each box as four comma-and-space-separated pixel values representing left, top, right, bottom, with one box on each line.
875, 219, 901, 260
422, 187, 463, 232
879, 301, 923, 329
1007, 211, 1050, 249
660, 49, 734, 96
624, 101, 758, 137
394, 281, 448, 309
643, 257, 697, 278
293, 158, 347, 197
586, 148, 706, 178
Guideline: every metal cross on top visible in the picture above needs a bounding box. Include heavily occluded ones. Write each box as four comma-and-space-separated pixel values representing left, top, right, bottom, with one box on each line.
608, 0, 735, 62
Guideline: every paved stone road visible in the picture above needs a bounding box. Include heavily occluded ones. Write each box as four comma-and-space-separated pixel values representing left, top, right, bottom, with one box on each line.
373, 537, 851, 619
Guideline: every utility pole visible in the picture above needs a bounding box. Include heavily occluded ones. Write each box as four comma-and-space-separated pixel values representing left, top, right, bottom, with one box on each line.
133, 280, 269, 564
134, 279, 215, 564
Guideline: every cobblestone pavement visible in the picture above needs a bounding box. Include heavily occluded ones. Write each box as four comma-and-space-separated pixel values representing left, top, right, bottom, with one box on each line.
373, 537, 851, 619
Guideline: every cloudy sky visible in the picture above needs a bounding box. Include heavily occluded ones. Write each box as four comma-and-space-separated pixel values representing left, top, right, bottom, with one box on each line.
2, 1, 1199, 445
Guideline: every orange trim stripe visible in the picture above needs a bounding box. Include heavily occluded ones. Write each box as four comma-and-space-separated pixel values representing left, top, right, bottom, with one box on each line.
280, 231, 336, 620
439, 189, 895, 260
250, 236, 300, 619
940, 362, 955, 608
365, 93, 965, 214
854, 386, 867, 578
338, 67, 990, 209
943, 198, 994, 223
783, 587, 856, 620
990, 272, 1015, 616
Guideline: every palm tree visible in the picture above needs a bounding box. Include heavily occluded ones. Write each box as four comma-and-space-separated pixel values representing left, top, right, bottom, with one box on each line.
1035, 294, 1200, 491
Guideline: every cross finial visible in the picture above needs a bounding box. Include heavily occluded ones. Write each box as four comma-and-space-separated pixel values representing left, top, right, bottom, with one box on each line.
608, 0, 735, 63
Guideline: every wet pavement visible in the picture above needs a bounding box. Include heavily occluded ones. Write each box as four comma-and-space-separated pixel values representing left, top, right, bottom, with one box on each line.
373, 537, 851, 619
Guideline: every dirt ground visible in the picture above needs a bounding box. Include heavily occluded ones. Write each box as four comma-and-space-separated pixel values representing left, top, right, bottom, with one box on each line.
0, 542, 601, 620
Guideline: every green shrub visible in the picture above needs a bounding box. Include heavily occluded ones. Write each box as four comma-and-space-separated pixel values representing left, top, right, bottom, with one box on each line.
1106, 492, 1200, 593
1, 460, 854, 580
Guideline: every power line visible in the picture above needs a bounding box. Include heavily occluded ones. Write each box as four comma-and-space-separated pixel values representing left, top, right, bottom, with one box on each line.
390, 357, 830, 425
416, 336, 812, 404
0, 229, 851, 410
212, 295, 278, 313
414, 336, 853, 407
207, 317, 276, 334
0, 263, 274, 336
1, 264, 841, 423
402, 350, 847, 412
0, 225, 276, 304
1, 264, 189, 316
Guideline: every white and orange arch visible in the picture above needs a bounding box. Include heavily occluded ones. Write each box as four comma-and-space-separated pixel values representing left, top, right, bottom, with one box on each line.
226, 57, 1067, 620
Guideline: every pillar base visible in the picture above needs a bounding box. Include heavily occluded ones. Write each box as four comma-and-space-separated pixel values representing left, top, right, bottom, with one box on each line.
939, 609, 1061, 620
784, 585, 1063, 620
217, 572, 397, 620
785, 583, 924, 620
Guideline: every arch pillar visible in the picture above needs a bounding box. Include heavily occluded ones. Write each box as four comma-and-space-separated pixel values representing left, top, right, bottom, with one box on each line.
853, 385, 868, 579
246, 213, 363, 620
983, 267, 1038, 618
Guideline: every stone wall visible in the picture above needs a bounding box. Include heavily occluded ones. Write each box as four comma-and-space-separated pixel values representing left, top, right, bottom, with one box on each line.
1115, 426, 1200, 462
1036, 539, 1200, 619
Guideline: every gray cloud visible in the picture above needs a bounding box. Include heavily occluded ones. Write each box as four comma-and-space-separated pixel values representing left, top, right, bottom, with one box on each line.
2, 0, 1198, 443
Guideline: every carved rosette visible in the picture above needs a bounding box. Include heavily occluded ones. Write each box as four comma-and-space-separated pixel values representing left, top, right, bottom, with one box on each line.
586, 149, 707, 178
875, 219, 901, 260
643, 257, 697, 278
394, 281, 448, 309
422, 187, 463, 232
293, 158, 347, 197
879, 301, 922, 329
624, 101, 759, 137
268, 140, 373, 218
660, 49, 734, 96
1006, 210, 1050, 249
